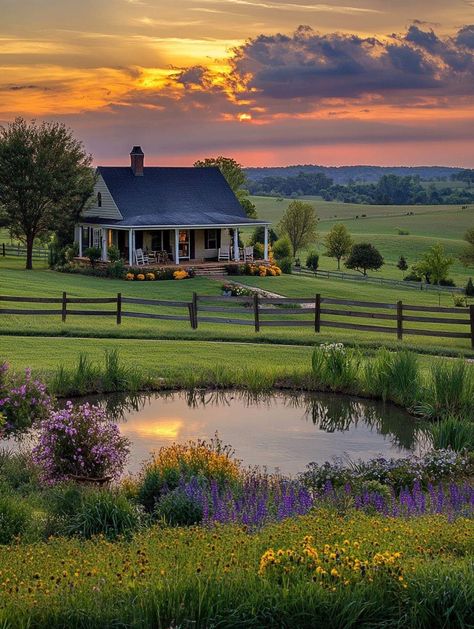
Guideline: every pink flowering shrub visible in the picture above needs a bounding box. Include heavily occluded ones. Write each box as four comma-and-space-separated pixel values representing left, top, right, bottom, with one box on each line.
33, 402, 130, 484
0, 362, 52, 435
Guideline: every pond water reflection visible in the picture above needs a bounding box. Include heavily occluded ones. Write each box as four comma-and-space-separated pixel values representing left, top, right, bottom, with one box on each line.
90, 390, 424, 476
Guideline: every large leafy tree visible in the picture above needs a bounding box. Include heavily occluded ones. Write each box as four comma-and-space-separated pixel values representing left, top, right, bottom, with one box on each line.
0, 118, 95, 269
278, 200, 318, 258
193, 156, 257, 218
323, 223, 353, 269
345, 243, 384, 275
460, 227, 474, 266
412, 243, 454, 285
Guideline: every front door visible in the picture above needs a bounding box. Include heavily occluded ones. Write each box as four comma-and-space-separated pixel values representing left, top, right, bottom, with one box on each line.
178, 230, 190, 259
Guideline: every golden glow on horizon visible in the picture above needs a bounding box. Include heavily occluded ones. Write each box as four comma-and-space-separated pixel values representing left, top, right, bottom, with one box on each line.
1, 0, 473, 166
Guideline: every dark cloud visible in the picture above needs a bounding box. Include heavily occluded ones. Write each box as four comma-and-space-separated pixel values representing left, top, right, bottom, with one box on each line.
175, 65, 209, 88
456, 25, 474, 48
228, 24, 474, 106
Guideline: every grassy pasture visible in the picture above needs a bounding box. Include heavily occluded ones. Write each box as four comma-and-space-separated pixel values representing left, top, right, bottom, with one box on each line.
250, 196, 474, 285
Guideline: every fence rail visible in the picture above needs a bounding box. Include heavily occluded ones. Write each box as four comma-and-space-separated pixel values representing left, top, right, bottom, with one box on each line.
294, 267, 464, 293
1, 243, 49, 259
1, 291, 473, 347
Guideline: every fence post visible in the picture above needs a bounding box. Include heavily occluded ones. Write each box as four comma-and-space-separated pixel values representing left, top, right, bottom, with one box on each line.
187, 303, 195, 329
192, 292, 198, 329
253, 293, 260, 332
396, 300, 403, 340
116, 293, 122, 325
2, 243, 4, 257
61, 291, 67, 323
470, 304, 474, 350
314, 294, 321, 333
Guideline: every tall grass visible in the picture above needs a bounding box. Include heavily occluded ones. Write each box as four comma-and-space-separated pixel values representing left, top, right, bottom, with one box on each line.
419, 359, 474, 419
50, 350, 153, 396
429, 416, 474, 451
311, 344, 361, 392
363, 349, 420, 408
45, 347, 474, 426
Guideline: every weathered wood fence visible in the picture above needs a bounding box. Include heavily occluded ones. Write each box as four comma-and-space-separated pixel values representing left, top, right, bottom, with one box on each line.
1, 292, 473, 348
1, 243, 49, 259
294, 267, 464, 293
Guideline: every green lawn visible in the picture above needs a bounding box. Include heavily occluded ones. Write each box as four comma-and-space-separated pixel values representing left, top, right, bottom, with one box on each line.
1, 260, 473, 360
1, 336, 313, 375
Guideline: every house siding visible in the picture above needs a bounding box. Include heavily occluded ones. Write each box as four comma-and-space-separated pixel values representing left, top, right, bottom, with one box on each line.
82, 174, 122, 221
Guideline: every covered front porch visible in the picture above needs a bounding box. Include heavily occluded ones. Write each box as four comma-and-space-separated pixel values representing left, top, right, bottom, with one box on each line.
76, 224, 270, 266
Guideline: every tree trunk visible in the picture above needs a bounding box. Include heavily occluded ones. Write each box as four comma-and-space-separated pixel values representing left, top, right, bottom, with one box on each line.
25, 235, 34, 270
337, 257, 341, 270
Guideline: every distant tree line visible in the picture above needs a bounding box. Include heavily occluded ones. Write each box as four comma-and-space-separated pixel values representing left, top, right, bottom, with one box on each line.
452, 169, 474, 185
248, 172, 474, 205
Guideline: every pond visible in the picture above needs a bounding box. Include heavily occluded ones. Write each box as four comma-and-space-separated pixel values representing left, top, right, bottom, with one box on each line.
89, 390, 425, 476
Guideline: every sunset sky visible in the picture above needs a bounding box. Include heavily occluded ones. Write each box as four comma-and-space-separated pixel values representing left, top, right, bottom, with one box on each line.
1, 0, 474, 166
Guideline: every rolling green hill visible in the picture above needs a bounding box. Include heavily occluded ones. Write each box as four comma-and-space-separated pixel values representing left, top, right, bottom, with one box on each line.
250, 196, 474, 286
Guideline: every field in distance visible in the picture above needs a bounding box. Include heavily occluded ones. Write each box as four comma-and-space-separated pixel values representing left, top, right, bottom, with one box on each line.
250, 195, 474, 285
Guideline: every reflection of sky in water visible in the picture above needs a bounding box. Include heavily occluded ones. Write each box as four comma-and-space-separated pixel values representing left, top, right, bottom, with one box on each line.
114, 392, 423, 476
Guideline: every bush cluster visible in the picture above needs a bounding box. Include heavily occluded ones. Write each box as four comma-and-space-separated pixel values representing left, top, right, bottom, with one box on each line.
300, 450, 472, 492
0, 363, 51, 435
125, 267, 195, 281
224, 263, 282, 276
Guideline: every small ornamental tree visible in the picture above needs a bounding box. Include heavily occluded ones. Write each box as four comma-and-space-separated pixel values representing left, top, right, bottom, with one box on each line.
397, 255, 408, 276
465, 277, 474, 297
33, 402, 130, 484
345, 243, 384, 276
324, 224, 353, 270
278, 200, 319, 257
412, 243, 454, 285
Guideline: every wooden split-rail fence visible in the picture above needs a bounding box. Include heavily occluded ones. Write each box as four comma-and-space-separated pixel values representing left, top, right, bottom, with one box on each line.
1, 243, 49, 259
1, 292, 473, 348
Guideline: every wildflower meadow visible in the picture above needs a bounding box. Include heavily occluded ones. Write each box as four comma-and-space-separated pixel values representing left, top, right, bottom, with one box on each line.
0, 352, 472, 626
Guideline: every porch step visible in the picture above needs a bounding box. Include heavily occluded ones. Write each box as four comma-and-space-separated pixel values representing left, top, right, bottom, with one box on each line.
193, 266, 227, 277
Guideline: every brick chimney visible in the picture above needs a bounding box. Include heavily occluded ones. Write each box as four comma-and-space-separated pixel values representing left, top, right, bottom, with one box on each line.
130, 146, 144, 176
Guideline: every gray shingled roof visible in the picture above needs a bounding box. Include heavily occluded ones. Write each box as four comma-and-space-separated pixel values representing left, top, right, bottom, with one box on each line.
84, 166, 267, 227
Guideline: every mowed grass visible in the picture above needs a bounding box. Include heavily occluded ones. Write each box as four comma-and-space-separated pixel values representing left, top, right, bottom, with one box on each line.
250, 195, 471, 224
1, 336, 314, 378
1, 260, 473, 357
250, 196, 474, 285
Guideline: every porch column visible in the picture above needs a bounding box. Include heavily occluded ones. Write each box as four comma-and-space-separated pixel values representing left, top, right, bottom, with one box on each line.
233, 227, 239, 261
174, 228, 180, 265
101, 228, 108, 261
264, 225, 269, 262
128, 229, 134, 266
78, 226, 83, 257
